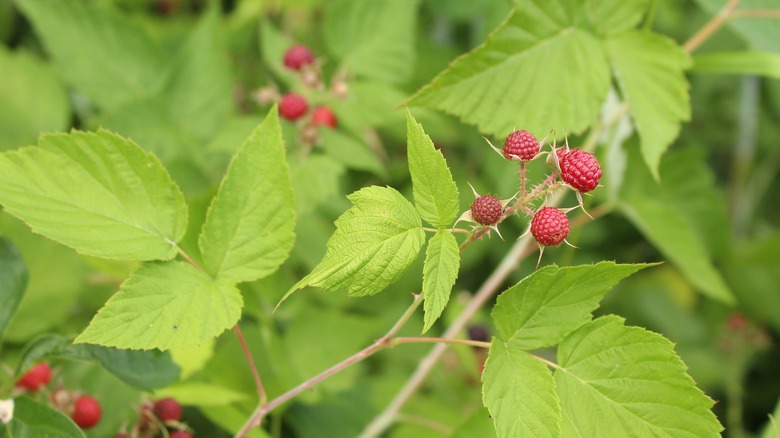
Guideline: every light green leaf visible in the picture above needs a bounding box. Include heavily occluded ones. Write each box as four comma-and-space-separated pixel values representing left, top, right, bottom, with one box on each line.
0, 47, 70, 151
556, 316, 722, 437
0, 397, 85, 438
693, 51, 780, 79
0, 237, 27, 338
606, 31, 691, 179
15, 0, 165, 111
199, 108, 296, 284
407, 111, 459, 229
585, 0, 650, 35
492, 262, 651, 350
482, 340, 560, 438
0, 129, 187, 261
409, 3, 611, 137
324, 0, 419, 84
291, 155, 345, 215
282, 186, 425, 302
154, 382, 249, 406
75, 261, 242, 350
319, 129, 385, 175
422, 231, 460, 333
451, 408, 496, 438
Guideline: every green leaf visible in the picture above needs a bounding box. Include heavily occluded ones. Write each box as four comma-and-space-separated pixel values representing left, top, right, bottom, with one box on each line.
282, 186, 425, 302
319, 129, 385, 175
0, 237, 27, 338
606, 31, 691, 179
14, 0, 165, 112
407, 111, 460, 229
492, 262, 651, 350
291, 155, 345, 215
586, 0, 650, 35
154, 382, 249, 406
199, 108, 296, 284
75, 261, 242, 350
0, 129, 188, 261
323, 0, 419, 84
482, 340, 560, 438
422, 231, 460, 333
0, 47, 70, 151
451, 408, 496, 438
0, 397, 85, 438
409, 3, 611, 137
555, 316, 722, 437
692, 51, 780, 79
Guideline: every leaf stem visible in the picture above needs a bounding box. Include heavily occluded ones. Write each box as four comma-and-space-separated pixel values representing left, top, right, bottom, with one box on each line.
176, 247, 204, 272
421, 227, 472, 235
683, 0, 741, 53
233, 324, 267, 406
392, 337, 491, 349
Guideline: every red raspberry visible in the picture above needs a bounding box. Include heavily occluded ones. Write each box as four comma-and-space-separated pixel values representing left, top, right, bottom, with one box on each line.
283, 44, 314, 70
153, 397, 182, 422
560, 149, 602, 193
71, 395, 102, 429
530, 207, 569, 246
310, 106, 338, 128
555, 147, 569, 165
279, 93, 308, 121
727, 313, 747, 331
15, 363, 52, 391
170, 431, 193, 438
470, 195, 502, 225
503, 130, 539, 161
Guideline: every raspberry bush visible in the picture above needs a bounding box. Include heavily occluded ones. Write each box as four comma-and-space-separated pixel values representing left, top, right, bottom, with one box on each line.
1, 1, 778, 438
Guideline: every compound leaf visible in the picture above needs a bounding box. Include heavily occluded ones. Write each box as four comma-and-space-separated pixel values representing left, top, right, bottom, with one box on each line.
75, 261, 242, 350
421, 230, 460, 333
555, 316, 722, 437
199, 108, 295, 283
0, 130, 187, 261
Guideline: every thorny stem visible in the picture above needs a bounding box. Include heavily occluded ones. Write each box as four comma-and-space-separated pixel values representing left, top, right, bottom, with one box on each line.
233, 325, 268, 406
519, 162, 527, 200
683, 0, 741, 53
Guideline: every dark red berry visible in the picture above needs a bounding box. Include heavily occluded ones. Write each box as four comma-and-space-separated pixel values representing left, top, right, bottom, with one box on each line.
555, 147, 569, 165
467, 325, 490, 343
279, 93, 309, 121
503, 130, 540, 161
310, 106, 338, 128
470, 195, 502, 225
283, 44, 314, 70
170, 431, 193, 438
15, 363, 52, 391
72, 395, 102, 429
530, 207, 569, 246
560, 149, 602, 193
153, 397, 182, 422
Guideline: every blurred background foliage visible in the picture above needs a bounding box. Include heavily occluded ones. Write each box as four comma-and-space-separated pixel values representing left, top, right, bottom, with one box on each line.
0, 0, 779, 437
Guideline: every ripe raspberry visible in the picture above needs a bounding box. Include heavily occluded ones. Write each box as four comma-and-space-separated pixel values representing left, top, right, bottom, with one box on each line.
153, 397, 182, 422
15, 363, 52, 391
283, 44, 314, 70
310, 106, 338, 128
470, 195, 502, 225
530, 207, 569, 246
503, 130, 540, 161
71, 395, 101, 429
560, 149, 602, 193
279, 93, 308, 121
170, 431, 193, 438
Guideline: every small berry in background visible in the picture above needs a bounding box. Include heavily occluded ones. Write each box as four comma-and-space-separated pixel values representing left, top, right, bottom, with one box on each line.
283, 44, 314, 71
467, 325, 491, 343
153, 397, 183, 422
15, 363, 52, 391
310, 106, 338, 128
531, 207, 570, 247
470, 195, 502, 226
279, 93, 309, 121
503, 130, 540, 162
71, 395, 102, 429
170, 430, 193, 438
560, 149, 602, 193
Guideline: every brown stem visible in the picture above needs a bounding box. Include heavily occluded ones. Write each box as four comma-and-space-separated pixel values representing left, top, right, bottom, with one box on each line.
392, 337, 491, 349
730, 9, 780, 19
233, 325, 267, 406
683, 0, 741, 53
176, 247, 204, 272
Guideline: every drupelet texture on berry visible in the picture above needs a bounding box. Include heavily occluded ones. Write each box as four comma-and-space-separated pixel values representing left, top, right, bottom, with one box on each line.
560, 149, 602, 193
279, 93, 309, 121
15, 362, 52, 391
153, 397, 183, 422
470, 195, 502, 225
530, 207, 569, 246
503, 130, 540, 161
71, 395, 102, 429
283, 44, 314, 70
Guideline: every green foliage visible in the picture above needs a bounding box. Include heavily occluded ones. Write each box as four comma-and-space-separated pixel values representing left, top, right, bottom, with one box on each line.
0, 237, 26, 338
0, 397, 85, 438
693, 51, 780, 79
421, 231, 460, 333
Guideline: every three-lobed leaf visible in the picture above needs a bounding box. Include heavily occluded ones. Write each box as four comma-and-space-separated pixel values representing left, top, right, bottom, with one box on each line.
421, 231, 460, 333
555, 316, 722, 437
199, 108, 296, 283
0, 129, 187, 261
0, 237, 28, 338
75, 261, 242, 350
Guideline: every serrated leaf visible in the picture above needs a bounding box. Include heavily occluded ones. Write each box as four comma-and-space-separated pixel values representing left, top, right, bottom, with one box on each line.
14, 0, 165, 112
492, 262, 651, 349
409, 3, 611, 137
0, 130, 187, 261
75, 261, 242, 350
407, 111, 459, 229
199, 108, 295, 284
0, 397, 85, 438
585, 0, 650, 35
555, 316, 722, 437
606, 31, 691, 179
421, 231, 460, 333
482, 340, 560, 438
282, 186, 425, 303
0, 237, 27, 338
323, 0, 419, 84
692, 51, 780, 79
